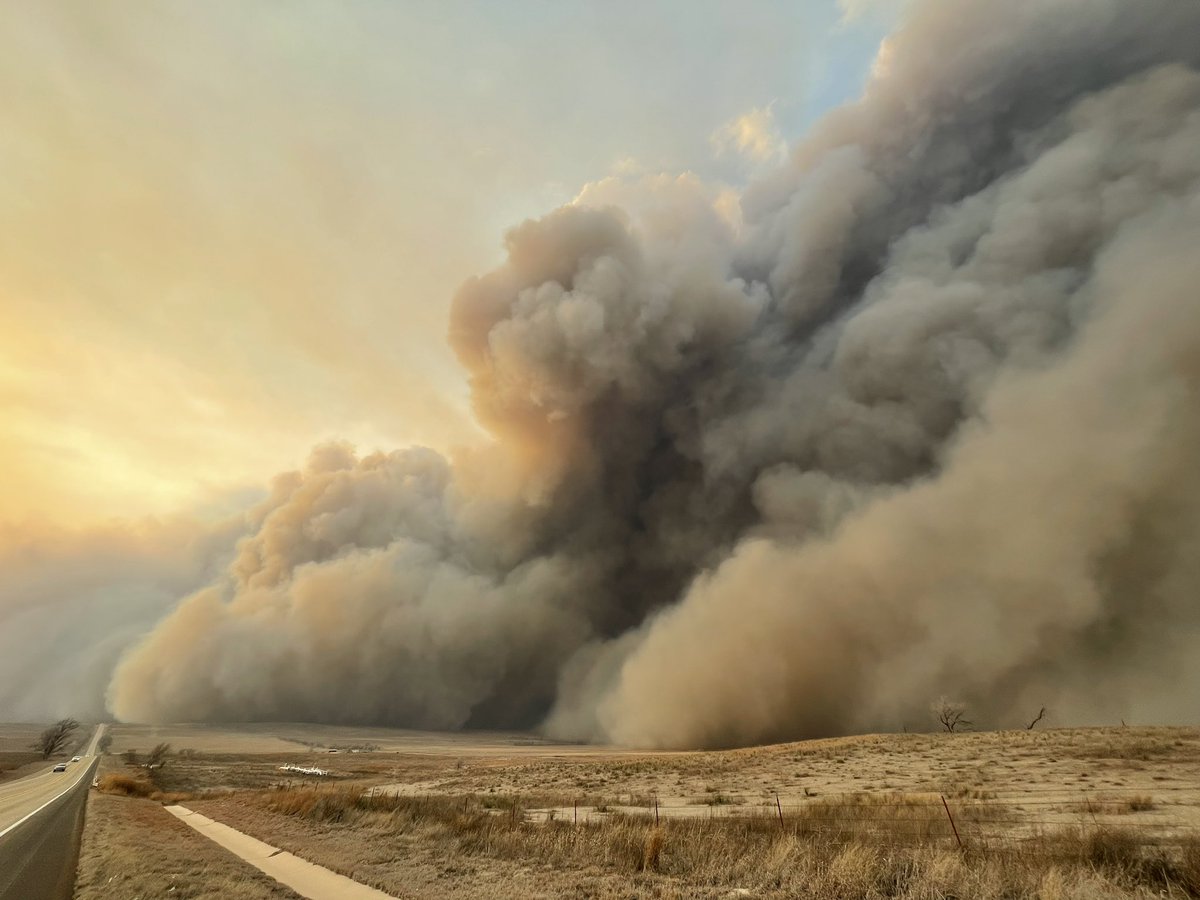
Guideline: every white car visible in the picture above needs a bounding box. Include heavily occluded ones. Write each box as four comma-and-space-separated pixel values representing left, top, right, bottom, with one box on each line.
71, 756, 82, 762
52, 763, 67, 772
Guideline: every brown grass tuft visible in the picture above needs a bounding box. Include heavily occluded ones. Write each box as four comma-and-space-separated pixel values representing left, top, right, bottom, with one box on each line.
97, 773, 156, 798
641, 827, 664, 872
1178, 836, 1200, 895
96, 772, 192, 803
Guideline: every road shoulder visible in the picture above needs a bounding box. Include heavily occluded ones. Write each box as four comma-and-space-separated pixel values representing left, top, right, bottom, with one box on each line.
166, 804, 397, 899
75, 794, 303, 900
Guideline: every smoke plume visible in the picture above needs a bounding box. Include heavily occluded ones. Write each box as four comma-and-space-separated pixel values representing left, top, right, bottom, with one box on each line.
105, 0, 1200, 747
0, 516, 245, 721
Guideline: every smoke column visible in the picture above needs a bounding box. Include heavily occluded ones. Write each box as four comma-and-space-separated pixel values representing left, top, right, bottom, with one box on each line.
108, 0, 1200, 747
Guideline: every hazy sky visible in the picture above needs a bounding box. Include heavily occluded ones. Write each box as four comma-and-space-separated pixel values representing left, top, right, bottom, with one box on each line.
1, 1, 889, 526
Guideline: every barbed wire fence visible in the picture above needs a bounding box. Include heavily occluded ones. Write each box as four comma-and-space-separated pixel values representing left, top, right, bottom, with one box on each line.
509, 785, 1200, 854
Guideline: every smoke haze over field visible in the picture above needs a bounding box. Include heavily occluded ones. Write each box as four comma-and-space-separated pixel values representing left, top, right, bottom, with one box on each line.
9, 0, 1200, 747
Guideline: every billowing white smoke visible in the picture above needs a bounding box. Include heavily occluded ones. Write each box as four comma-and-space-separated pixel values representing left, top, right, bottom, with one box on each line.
106, 0, 1200, 747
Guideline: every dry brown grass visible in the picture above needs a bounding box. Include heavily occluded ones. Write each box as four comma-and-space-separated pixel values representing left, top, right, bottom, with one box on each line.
127, 747, 441, 794
96, 772, 156, 797
87, 724, 1200, 899
1068, 794, 1157, 815
187, 785, 1200, 899
0, 723, 50, 753
96, 770, 193, 803
74, 792, 302, 900
1179, 837, 1200, 895
0, 750, 43, 782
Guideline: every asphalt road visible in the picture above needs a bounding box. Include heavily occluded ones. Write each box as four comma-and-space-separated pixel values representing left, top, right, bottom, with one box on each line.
0, 724, 104, 900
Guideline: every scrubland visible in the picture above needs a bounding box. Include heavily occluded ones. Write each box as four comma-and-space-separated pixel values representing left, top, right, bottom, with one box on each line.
78, 723, 1200, 899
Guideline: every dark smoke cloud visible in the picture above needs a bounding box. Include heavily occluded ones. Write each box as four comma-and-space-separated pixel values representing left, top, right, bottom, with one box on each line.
105, 0, 1200, 747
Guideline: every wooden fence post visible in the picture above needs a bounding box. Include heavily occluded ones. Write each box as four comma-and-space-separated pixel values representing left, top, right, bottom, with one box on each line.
940, 795, 963, 850
776, 793, 784, 828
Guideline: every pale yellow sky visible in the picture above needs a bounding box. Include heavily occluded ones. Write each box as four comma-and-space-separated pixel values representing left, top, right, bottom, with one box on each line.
0, 1, 884, 526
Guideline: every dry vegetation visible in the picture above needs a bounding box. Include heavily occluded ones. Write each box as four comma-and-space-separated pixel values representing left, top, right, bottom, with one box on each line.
92, 722, 1200, 899
0, 723, 64, 782
189, 786, 1200, 899
94, 771, 191, 804
74, 792, 302, 900
0, 750, 43, 783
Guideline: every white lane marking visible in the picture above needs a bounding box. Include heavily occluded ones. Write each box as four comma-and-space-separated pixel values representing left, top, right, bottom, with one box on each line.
0, 728, 101, 840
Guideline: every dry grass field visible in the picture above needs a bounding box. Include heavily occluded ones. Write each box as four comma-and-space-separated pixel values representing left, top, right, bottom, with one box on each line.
105, 721, 588, 756
0, 749, 43, 783
0, 721, 90, 782
77, 722, 1200, 898
74, 792, 302, 900
0, 722, 48, 752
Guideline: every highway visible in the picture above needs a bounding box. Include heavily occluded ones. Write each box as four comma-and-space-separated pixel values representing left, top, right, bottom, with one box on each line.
0, 724, 104, 900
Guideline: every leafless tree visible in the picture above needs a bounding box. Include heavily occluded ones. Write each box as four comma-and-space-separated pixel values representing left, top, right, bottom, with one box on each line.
1026, 706, 1047, 730
97, 733, 113, 754
932, 697, 972, 733
32, 718, 80, 759
122, 749, 140, 766
146, 742, 172, 768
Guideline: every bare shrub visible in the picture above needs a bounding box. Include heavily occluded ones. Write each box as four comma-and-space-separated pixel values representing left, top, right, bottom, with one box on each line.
931, 698, 971, 733
1125, 795, 1155, 812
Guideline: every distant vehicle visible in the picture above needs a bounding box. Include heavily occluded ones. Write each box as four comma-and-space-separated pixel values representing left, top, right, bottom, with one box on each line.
71, 756, 82, 762
52, 763, 67, 772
